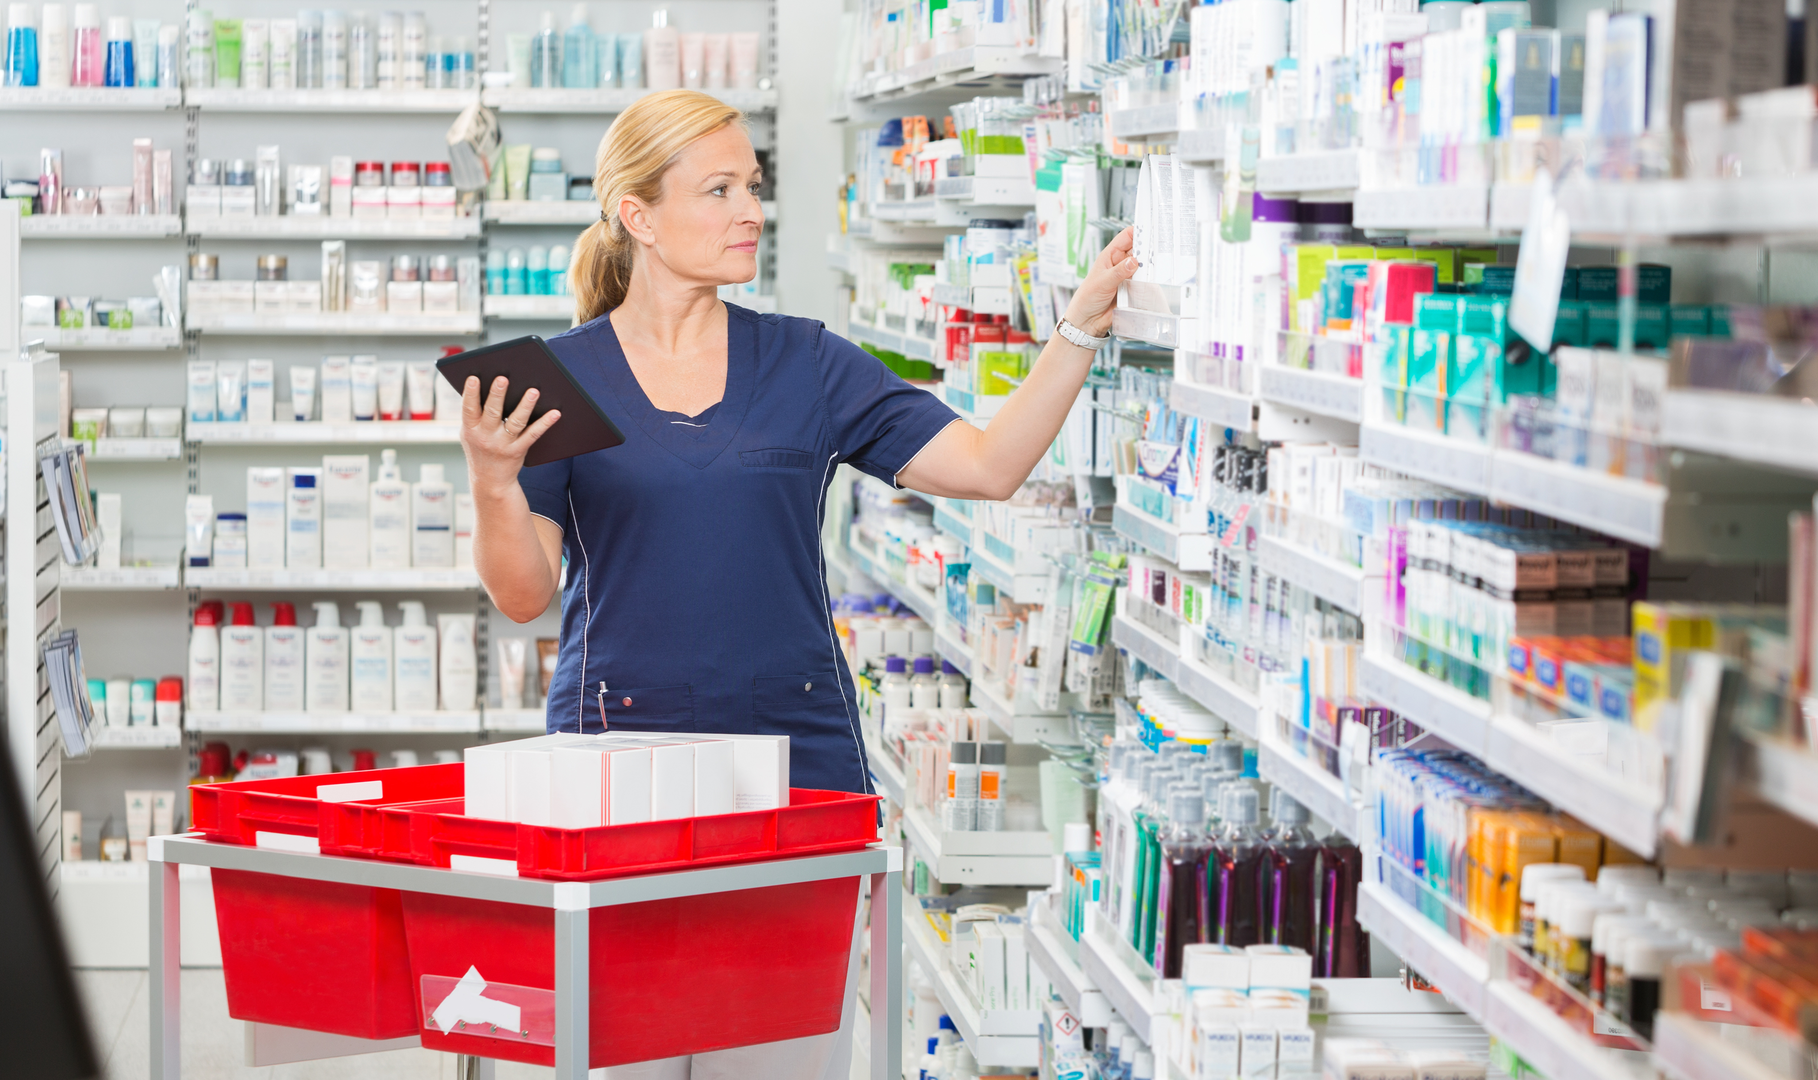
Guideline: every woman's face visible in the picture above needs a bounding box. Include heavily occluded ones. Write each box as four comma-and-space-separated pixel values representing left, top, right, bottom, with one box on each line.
634, 123, 764, 288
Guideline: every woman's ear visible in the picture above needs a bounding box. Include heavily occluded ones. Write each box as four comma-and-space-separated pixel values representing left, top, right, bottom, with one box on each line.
618, 195, 657, 248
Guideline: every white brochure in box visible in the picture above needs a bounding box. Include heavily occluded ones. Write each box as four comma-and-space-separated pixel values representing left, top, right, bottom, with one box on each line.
320, 454, 371, 569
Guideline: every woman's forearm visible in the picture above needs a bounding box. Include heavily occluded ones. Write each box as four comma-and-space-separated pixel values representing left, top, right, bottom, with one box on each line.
473, 483, 559, 622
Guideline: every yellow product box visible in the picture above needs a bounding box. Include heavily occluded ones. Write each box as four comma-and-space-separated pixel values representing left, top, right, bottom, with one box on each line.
1551, 816, 1603, 881
1631, 602, 1718, 731
1494, 814, 1559, 935
1287, 244, 1338, 332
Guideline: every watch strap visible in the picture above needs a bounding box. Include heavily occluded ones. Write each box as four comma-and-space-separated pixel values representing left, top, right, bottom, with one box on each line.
1056, 318, 1109, 350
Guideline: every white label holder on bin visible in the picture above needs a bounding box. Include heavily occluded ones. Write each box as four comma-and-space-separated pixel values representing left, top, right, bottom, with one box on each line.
147, 833, 903, 1080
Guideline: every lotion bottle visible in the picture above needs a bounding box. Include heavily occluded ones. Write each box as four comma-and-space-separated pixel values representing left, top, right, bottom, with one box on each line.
305, 600, 349, 712
411, 462, 455, 567
437, 611, 477, 711
394, 600, 438, 710
188, 601, 223, 714
369, 448, 410, 567
264, 601, 305, 710
219, 602, 264, 712
350, 600, 393, 712
39, 3, 67, 88
644, 8, 678, 90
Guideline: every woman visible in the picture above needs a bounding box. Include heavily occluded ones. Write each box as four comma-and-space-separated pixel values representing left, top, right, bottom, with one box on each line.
460, 89, 1135, 1078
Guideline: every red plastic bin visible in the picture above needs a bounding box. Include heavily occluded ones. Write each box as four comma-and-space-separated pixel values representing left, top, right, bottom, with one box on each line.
191, 762, 464, 848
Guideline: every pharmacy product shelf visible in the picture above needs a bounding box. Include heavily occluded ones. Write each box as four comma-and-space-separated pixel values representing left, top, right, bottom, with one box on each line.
1078, 924, 1158, 1036
1664, 390, 1818, 478
185, 87, 476, 111
848, 46, 1061, 106
483, 201, 597, 225
0, 87, 182, 109
1169, 377, 1255, 430
61, 566, 181, 591
933, 175, 1036, 206
1360, 423, 1492, 494
941, 383, 1007, 424
187, 312, 482, 335
1353, 186, 1490, 232
872, 198, 937, 222
1481, 981, 1652, 1080
1258, 366, 1365, 424
1112, 613, 1178, 682
1256, 150, 1362, 194
484, 295, 574, 320
1355, 882, 1488, 1021
22, 214, 183, 238
1359, 653, 1492, 758
184, 568, 480, 590
1257, 738, 1359, 841
932, 502, 973, 544
1489, 450, 1667, 549
1113, 502, 1213, 570
482, 87, 777, 113
970, 680, 1074, 746
1176, 127, 1225, 166
902, 804, 1053, 887
482, 708, 549, 733
34, 326, 183, 351
1174, 655, 1263, 740
845, 541, 939, 624
90, 438, 183, 461
89, 726, 184, 749
1653, 1010, 1789, 1080
1109, 103, 1178, 141
902, 904, 1042, 1068
185, 710, 481, 733
933, 283, 972, 307
1495, 175, 1818, 240
1027, 901, 1114, 1027
187, 420, 461, 444
1257, 536, 1367, 615
1482, 715, 1662, 859
965, 541, 1047, 603
1111, 306, 1178, 349
1739, 733, 1818, 834
934, 627, 972, 679
866, 735, 908, 808
844, 319, 938, 362
188, 216, 481, 240
825, 244, 852, 274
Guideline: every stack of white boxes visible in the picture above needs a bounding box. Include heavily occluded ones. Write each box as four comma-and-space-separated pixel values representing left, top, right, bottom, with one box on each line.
952, 912, 1052, 1012
1172, 943, 1316, 1079
464, 731, 790, 827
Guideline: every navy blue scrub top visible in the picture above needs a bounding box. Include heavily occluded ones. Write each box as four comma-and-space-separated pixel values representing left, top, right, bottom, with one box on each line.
519, 303, 961, 795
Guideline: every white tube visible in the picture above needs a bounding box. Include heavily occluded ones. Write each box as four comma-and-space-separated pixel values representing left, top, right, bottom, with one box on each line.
185, 494, 215, 567
497, 637, 527, 708
289, 365, 317, 421
216, 360, 245, 422
187, 360, 217, 421
405, 359, 436, 420
377, 360, 405, 420
350, 355, 378, 420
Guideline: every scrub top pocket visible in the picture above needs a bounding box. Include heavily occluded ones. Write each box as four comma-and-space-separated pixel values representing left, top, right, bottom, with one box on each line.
594, 682, 695, 734
738, 447, 816, 471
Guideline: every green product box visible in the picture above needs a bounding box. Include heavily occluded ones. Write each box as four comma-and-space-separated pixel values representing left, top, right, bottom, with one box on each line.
1287, 244, 1338, 332
1560, 267, 1579, 300
1633, 304, 1669, 350
1708, 304, 1732, 338
1586, 301, 1621, 348
1668, 304, 1709, 338
1553, 300, 1588, 349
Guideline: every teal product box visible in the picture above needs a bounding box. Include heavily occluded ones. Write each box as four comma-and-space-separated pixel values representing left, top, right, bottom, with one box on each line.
1479, 265, 1517, 295
1410, 294, 1458, 432
1596, 667, 1633, 724
1380, 325, 1413, 422
1560, 266, 1580, 300
1563, 661, 1603, 714
1633, 304, 1669, 350
1552, 300, 1588, 349
1708, 304, 1731, 338
1576, 264, 1670, 303
1326, 261, 1372, 323
1586, 302, 1621, 348
1577, 266, 1617, 300
1668, 304, 1710, 339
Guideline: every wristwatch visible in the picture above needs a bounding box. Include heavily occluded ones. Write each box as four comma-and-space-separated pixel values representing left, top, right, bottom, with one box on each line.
1055, 318, 1110, 351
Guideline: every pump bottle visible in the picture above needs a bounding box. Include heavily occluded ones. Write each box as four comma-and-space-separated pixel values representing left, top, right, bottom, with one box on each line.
411, 462, 455, 567
369, 448, 410, 567
529, 9, 560, 87
219, 602, 264, 711
394, 601, 438, 710
305, 600, 349, 712
264, 601, 305, 710
187, 600, 223, 713
437, 611, 477, 710
349, 600, 393, 712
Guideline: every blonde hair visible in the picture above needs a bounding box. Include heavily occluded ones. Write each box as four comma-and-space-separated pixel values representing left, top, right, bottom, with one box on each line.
570, 89, 747, 323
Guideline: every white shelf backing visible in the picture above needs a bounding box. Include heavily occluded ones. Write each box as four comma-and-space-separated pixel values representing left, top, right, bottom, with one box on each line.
1257, 536, 1368, 615
1026, 902, 1114, 1027
188, 216, 481, 240
184, 568, 481, 590
187, 312, 482, 335
1360, 423, 1492, 494
484, 295, 576, 320
1257, 366, 1365, 424
1353, 187, 1490, 232
184, 87, 476, 111
1111, 306, 1178, 349
1664, 390, 1818, 477
1256, 739, 1359, 840
902, 906, 1041, 1068
1256, 150, 1361, 194
88, 725, 185, 748
61, 566, 181, 590
91, 437, 183, 461
186, 710, 481, 733
22, 214, 183, 238
31, 326, 182, 351
1482, 716, 1662, 859
188, 420, 461, 444
1355, 882, 1489, 1022
1170, 378, 1256, 431
902, 804, 1053, 887
482, 87, 777, 113
1359, 653, 1491, 757
482, 708, 549, 733
0, 87, 181, 109
483, 201, 598, 225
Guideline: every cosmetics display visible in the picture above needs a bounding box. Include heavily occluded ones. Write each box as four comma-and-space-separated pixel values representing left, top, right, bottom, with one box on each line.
483, 244, 570, 296
186, 154, 464, 220
176, 8, 467, 91
497, 9, 758, 92
5, 142, 175, 216
186, 246, 481, 316
180, 353, 461, 426
86, 673, 181, 728
3, 3, 180, 88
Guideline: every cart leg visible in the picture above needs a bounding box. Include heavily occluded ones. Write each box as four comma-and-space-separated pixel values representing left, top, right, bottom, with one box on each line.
868, 868, 901, 1080
148, 855, 180, 1080
554, 901, 590, 1080
456, 1053, 496, 1080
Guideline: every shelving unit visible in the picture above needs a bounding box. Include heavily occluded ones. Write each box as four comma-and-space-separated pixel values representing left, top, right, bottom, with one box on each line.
22, 215, 184, 239
902, 904, 1042, 1067
61, 566, 182, 591
184, 568, 481, 590
183, 87, 477, 111
185, 710, 482, 734
1169, 377, 1256, 430
89, 727, 186, 749
185, 312, 483, 335
0, 87, 181, 109
1024, 901, 1113, 1027
90, 438, 184, 461
188, 216, 482, 240
484, 295, 575, 321
31, 326, 183, 351
1257, 367, 1365, 424
901, 804, 1053, 886
482, 87, 777, 113
186, 421, 461, 444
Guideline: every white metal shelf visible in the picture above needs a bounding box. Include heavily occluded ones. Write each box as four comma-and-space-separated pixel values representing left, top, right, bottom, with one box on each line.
844, 319, 938, 362
1257, 366, 1365, 424
1174, 654, 1262, 740
1355, 882, 1488, 1021
187, 311, 482, 335
61, 566, 181, 591
1256, 150, 1362, 194
901, 803, 1053, 886
969, 680, 1074, 746
187, 420, 461, 444
188, 216, 481, 240
89, 725, 184, 749
484, 295, 574, 320
1489, 450, 1667, 549
1483, 714, 1663, 858
902, 904, 1041, 1067
1664, 390, 1818, 478
1653, 1010, 1789, 1080
0, 87, 181, 109
22, 214, 183, 239
1169, 378, 1255, 431
1112, 502, 1213, 571
1353, 186, 1491, 232
847, 46, 1061, 105
932, 175, 1035, 206
1176, 127, 1224, 165
481, 87, 777, 113
483, 201, 598, 225
1359, 423, 1492, 494
1077, 924, 1157, 1035
1359, 653, 1492, 757
1257, 535, 1368, 615
1482, 980, 1654, 1080
1256, 738, 1360, 840
1026, 901, 1113, 1027
481, 708, 549, 733
1740, 733, 1818, 834
1111, 612, 1177, 682
1111, 306, 1178, 349
185, 710, 481, 733
934, 627, 972, 679
31, 326, 183, 351
184, 567, 480, 590
91, 438, 183, 461
845, 541, 939, 625
1108, 103, 1178, 141
865, 734, 908, 808
183, 87, 476, 112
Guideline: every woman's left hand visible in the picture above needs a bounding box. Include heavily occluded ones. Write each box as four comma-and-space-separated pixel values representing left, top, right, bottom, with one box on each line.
1061, 227, 1138, 339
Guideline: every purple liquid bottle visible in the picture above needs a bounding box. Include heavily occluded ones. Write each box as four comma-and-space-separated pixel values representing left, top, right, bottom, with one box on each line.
1152, 787, 1210, 978
1211, 784, 1265, 947
1318, 833, 1369, 977
1262, 791, 1319, 953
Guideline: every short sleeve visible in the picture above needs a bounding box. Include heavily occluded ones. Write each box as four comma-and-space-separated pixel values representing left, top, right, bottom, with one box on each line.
816, 326, 962, 486
517, 456, 574, 533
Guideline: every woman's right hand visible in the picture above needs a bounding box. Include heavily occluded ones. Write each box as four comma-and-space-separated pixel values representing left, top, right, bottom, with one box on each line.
459, 375, 561, 493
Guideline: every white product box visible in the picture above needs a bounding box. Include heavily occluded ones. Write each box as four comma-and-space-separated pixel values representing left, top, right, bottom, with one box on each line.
1183, 943, 1250, 991
387, 280, 423, 312
1197, 1024, 1240, 1079
1238, 1023, 1277, 1078
974, 922, 1006, 1009
691, 738, 734, 816
387, 185, 422, 217
648, 742, 696, 821
1278, 1027, 1316, 1077
1001, 919, 1029, 1010
221, 184, 256, 216
718, 733, 789, 810
285, 467, 322, 569
320, 357, 353, 422
187, 183, 222, 216
320, 454, 371, 569
423, 280, 459, 313
287, 281, 323, 312
1243, 944, 1312, 1000
511, 747, 557, 826
187, 280, 255, 314
467, 733, 598, 822
422, 186, 457, 217
96, 493, 122, 569
246, 360, 275, 422
247, 467, 285, 568
352, 186, 388, 218
1409, 1052, 1487, 1080
254, 280, 287, 312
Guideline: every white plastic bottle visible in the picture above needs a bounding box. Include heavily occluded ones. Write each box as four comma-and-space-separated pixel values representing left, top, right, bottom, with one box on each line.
219, 602, 265, 712
938, 660, 968, 709
411, 462, 454, 567
369, 448, 410, 568
909, 655, 940, 709
305, 600, 349, 712
349, 600, 393, 712
394, 601, 438, 710
437, 612, 477, 711
264, 601, 305, 711
879, 655, 911, 719
187, 601, 222, 713
644, 8, 679, 90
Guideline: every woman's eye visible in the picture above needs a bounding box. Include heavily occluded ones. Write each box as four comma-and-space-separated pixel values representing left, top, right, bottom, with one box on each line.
710, 185, 727, 196
749, 183, 762, 195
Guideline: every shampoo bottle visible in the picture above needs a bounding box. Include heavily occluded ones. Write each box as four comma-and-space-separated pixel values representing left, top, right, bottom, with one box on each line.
369, 448, 410, 567
219, 602, 264, 712
264, 601, 305, 710
561, 3, 594, 88
411, 462, 454, 567
394, 601, 438, 710
350, 600, 393, 712
644, 9, 678, 90
437, 612, 477, 711
305, 600, 349, 712
188, 601, 223, 713
530, 9, 560, 87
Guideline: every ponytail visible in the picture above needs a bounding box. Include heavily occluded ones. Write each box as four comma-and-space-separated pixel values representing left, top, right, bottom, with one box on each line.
570, 89, 747, 324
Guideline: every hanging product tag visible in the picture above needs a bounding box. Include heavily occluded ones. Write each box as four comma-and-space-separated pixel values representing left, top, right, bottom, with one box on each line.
1509, 165, 1572, 351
